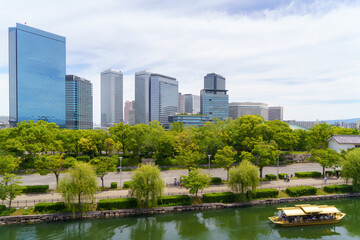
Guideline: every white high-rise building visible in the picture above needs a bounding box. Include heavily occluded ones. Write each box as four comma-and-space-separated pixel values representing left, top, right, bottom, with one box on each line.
101, 69, 123, 127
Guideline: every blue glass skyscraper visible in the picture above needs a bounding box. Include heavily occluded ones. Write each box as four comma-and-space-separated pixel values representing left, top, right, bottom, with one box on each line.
9, 23, 66, 127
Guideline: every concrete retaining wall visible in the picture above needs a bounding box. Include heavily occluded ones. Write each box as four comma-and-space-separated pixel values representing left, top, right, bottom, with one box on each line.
1, 193, 359, 225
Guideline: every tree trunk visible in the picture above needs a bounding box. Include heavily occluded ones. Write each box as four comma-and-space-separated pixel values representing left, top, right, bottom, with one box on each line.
323, 166, 325, 178
101, 176, 104, 188
259, 167, 263, 179
78, 193, 81, 208
55, 172, 59, 189
9, 198, 12, 209
226, 168, 229, 181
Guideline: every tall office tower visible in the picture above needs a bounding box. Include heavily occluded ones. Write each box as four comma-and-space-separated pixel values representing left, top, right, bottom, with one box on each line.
229, 102, 269, 121
178, 93, 185, 114
184, 94, 201, 114
268, 106, 283, 121
101, 69, 123, 127
200, 73, 229, 120
65, 75, 93, 129
124, 100, 135, 124
135, 70, 178, 127
9, 23, 66, 127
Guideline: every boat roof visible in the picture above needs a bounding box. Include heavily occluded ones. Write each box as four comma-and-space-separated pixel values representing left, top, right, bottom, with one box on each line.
278, 205, 341, 216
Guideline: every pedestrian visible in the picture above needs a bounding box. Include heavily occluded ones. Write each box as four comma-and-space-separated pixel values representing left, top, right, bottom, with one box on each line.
284, 174, 287, 182
324, 176, 327, 183
287, 175, 290, 183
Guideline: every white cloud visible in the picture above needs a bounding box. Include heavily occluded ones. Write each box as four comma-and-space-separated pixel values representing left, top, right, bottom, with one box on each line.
1, 0, 360, 122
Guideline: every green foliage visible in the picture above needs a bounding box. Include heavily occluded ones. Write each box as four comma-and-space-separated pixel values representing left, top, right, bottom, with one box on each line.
285, 186, 317, 197
34, 154, 65, 188
325, 171, 337, 176
34, 202, 66, 212
202, 192, 235, 203
157, 195, 191, 206
63, 157, 77, 168
90, 156, 116, 188
76, 156, 91, 162
110, 182, 117, 189
246, 188, 279, 199
211, 177, 222, 184
252, 141, 281, 178
129, 164, 165, 208
228, 159, 260, 194
294, 171, 322, 178
0, 155, 21, 175
309, 148, 340, 176
306, 123, 332, 150
22, 185, 49, 193
97, 198, 137, 210
214, 146, 236, 180
0, 207, 16, 216
122, 181, 133, 189
0, 174, 24, 208
180, 168, 211, 196
341, 148, 360, 192
324, 184, 353, 194
58, 162, 98, 207
265, 174, 277, 181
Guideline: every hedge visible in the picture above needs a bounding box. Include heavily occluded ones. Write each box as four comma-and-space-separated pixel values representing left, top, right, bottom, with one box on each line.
22, 185, 49, 193
265, 174, 277, 181
122, 181, 133, 189
211, 177, 222, 184
325, 171, 336, 176
97, 198, 137, 210
294, 172, 322, 178
202, 192, 235, 203
324, 184, 352, 194
0, 205, 6, 212
285, 186, 317, 197
34, 202, 66, 212
110, 182, 117, 189
278, 173, 287, 179
247, 188, 279, 199
158, 195, 191, 206
76, 156, 90, 162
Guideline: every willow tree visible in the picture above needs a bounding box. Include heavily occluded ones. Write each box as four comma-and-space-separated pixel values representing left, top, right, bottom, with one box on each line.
228, 159, 260, 194
129, 164, 165, 208
342, 148, 360, 192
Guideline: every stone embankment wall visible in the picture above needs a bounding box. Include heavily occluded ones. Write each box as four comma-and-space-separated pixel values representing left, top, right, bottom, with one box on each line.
280, 153, 311, 163
1, 193, 359, 225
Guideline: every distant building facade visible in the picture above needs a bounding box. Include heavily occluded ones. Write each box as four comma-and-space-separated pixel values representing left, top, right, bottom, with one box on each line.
65, 75, 93, 129
135, 70, 178, 127
268, 106, 283, 121
178, 93, 185, 114
168, 114, 211, 127
200, 73, 229, 120
284, 120, 326, 130
328, 135, 360, 153
101, 69, 123, 127
229, 102, 269, 121
9, 23, 66, 127
185, 94, 200, 114
124, 100, 135, 125
0, 116, 9, 129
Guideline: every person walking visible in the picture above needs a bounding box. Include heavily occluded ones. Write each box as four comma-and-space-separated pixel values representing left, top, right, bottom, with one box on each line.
324, 176, 327, 183
284, 174, 287, 182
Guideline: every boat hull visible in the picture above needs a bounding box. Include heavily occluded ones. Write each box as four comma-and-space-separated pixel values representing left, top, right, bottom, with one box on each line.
269, 214, 346, 227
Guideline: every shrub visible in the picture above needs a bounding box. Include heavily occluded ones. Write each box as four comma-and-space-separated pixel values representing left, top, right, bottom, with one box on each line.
323, 185, 336, 193
202, 192, 235, 203
265, 174, 277, 181
335, 185, 353, 193
294, 172, 322, 178
122, 181, 133, 189
278, 173, 287, 179
110, 182, 117, 189
157, 195, 191, 206
22, 185, 49, 193
211, 177, 222, 185
325, 171, 336, 176
97, 198, 137, 210
247, 188, 279, 199
0, 205, 6, 212
34, 202, 66, 212
285, 186, 317, 197
76, 156, 90, 162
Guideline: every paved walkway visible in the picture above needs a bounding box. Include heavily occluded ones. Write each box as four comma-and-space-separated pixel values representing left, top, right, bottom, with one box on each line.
2, 175, 347, 208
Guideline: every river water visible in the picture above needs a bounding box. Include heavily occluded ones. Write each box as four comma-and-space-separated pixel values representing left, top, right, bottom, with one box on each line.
1, 198, 360, 240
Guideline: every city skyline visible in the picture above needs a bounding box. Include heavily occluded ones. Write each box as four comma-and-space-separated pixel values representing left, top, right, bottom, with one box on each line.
1, 1, 360, 124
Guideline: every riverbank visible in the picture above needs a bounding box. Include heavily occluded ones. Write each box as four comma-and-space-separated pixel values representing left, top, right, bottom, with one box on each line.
1, 192, 359, 225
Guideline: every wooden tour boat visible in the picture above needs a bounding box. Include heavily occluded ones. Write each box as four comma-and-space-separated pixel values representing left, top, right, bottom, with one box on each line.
268, 204, 346, 227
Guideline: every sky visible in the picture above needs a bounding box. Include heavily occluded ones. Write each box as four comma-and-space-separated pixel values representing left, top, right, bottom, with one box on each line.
1, 0, 360, 124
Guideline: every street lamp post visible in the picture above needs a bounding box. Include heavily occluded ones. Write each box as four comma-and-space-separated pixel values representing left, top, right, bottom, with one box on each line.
208, 155, 211, 176
119, 156, 123, 188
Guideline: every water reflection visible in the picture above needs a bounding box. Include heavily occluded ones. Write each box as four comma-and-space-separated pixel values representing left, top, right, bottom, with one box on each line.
129, 217, 165, 240
175, 212, 209, 239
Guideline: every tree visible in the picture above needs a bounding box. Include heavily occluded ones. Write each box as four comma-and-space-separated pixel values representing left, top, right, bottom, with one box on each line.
104, 138, 116, 155
252, 141, 280, 178
0, 155, 21, 175
58, 162, 98, 207
213, 146, 236, 180
0, 174, 23, 209
228, 160, 260, 194
129, 164, 165, 208
306, 123, 332, 150
34, 154, 65, 188
174, 130, 203, 171
78, 137, 97, 157
180, 168, 211, 197
341, 148, 360, 191
90, 157, 116, 188
310, 148, 340, 177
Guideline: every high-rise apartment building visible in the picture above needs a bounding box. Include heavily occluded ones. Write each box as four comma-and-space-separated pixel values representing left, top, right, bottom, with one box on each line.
200, 73, 229, 120
184, 94, 200, 114
135, 70, 178, 127
124, 100, 135, 124
65, 75, 93, 129
101, 69, 123, 127
268, 106, 283, 121
229, 102, 269, 121
9, 23, 66, 127
178, 93, 185, 114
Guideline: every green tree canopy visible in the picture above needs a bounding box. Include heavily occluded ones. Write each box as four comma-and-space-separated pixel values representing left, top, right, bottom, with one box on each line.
0, 155, 21, 175
228, 159, 260, 194
310, 148, 340, 177
306, 123, 332, 150
0, 174, 23, 209
180, 168, 211, 197
213, 146, 236, 180
129, 164, 165, 208
90, 156, 116, 188
34, 154, 65, 188
252, 141, 280, 178
341, 148, 360, 191
58, 162, 98, 207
